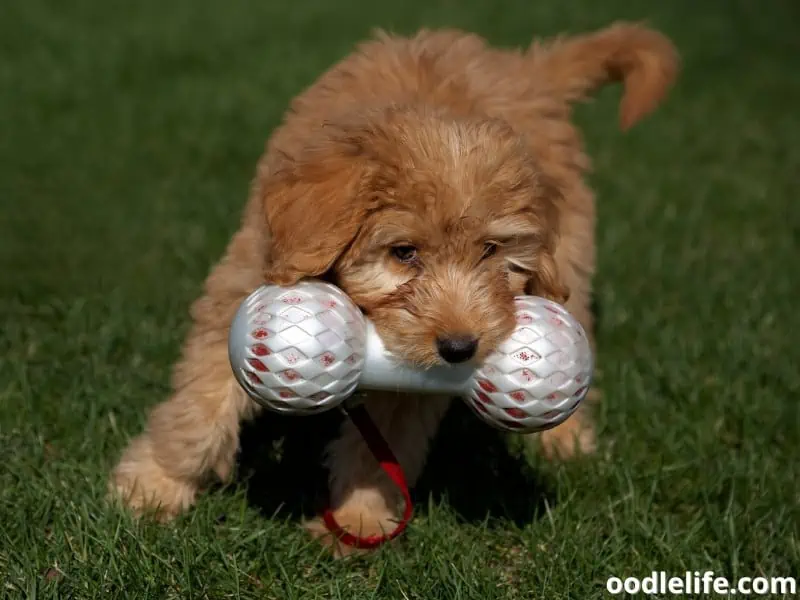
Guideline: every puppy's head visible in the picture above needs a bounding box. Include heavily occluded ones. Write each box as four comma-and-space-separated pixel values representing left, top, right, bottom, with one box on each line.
262, 107, 568, 367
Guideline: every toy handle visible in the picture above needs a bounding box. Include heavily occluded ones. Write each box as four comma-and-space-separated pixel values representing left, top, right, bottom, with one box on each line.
358, 321, 474, 395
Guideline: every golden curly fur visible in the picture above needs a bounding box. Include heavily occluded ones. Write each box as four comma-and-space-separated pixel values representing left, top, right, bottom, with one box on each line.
110, 22, 678, 555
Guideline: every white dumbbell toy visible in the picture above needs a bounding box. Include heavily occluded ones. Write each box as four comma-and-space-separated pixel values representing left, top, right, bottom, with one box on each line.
228, 280, 593, 433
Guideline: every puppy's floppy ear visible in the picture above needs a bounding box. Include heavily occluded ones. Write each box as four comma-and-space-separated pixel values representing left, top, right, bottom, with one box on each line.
260, 133, 375, 285
527, 249, 570, 305
525, 174, 570, 305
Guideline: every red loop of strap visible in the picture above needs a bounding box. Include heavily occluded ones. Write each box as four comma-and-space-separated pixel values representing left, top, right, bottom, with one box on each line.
321, 403, 413, 549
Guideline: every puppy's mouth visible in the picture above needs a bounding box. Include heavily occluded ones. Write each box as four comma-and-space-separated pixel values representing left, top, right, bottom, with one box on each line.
365, 320, 486, 371
335, 279, 494, 368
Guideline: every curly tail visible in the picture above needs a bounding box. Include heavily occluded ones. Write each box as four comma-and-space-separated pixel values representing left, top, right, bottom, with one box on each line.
529, 22, 679, 129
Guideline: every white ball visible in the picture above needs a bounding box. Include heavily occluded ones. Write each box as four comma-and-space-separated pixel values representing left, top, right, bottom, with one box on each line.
465, 297, 593, 433
228, 281, 366, 414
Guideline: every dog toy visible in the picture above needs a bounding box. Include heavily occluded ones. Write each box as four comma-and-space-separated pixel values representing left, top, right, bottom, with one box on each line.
228, 280, 593, 434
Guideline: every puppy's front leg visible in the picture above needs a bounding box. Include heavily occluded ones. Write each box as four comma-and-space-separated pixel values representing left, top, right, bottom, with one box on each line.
110, 334, 259, 519
306, 394, 450, 557
110, 227, 264, 519
529, 286, 598, 460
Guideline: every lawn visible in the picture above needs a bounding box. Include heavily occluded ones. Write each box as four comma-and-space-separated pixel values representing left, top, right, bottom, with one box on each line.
1, 0, 799, 598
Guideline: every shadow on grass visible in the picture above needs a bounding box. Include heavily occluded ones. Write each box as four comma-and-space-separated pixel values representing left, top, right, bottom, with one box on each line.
415, 403, 555, 527
232, 401, 555, 529
234, 409, 340, 522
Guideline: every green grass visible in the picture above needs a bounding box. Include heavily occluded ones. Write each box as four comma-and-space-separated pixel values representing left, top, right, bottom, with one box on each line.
2, 0, 799, 598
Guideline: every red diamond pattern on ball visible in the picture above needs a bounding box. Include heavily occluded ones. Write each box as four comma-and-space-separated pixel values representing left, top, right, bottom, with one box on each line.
462, 296, 592, 433
518, 369, 534, 382
231, 281, 367, 416
511, 348, 541, 365
478, 380, 497, 393
281, 370, 299, 382
247, 358, 268, 372
477, 391, 493, 404
279, 347, 304, 365
505, 407, 526, 418
251, 343, 270, 357
510, 390, 526, 403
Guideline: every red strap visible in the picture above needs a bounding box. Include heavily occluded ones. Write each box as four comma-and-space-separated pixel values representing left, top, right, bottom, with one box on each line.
321, 403, 413, 549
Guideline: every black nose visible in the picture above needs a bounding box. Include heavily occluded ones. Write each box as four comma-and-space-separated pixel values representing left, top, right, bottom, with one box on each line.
436, 335, 478, 364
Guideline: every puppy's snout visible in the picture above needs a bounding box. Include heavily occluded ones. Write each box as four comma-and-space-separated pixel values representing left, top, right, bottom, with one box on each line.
436, 335, 478, 364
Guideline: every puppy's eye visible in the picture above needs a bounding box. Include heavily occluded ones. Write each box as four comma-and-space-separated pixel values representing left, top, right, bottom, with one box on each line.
508, 261, 530, 274
391, 245, 418, 264
481, 242, 498, 260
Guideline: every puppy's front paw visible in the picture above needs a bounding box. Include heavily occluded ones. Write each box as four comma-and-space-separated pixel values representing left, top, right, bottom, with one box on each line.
538, 419, 596, 460
532, 402, 597, 461
304, 505, 401, 558
108, 435, 197, 521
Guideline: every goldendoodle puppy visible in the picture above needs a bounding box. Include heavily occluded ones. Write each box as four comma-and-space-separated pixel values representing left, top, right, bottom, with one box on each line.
110, 22, 678, 555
